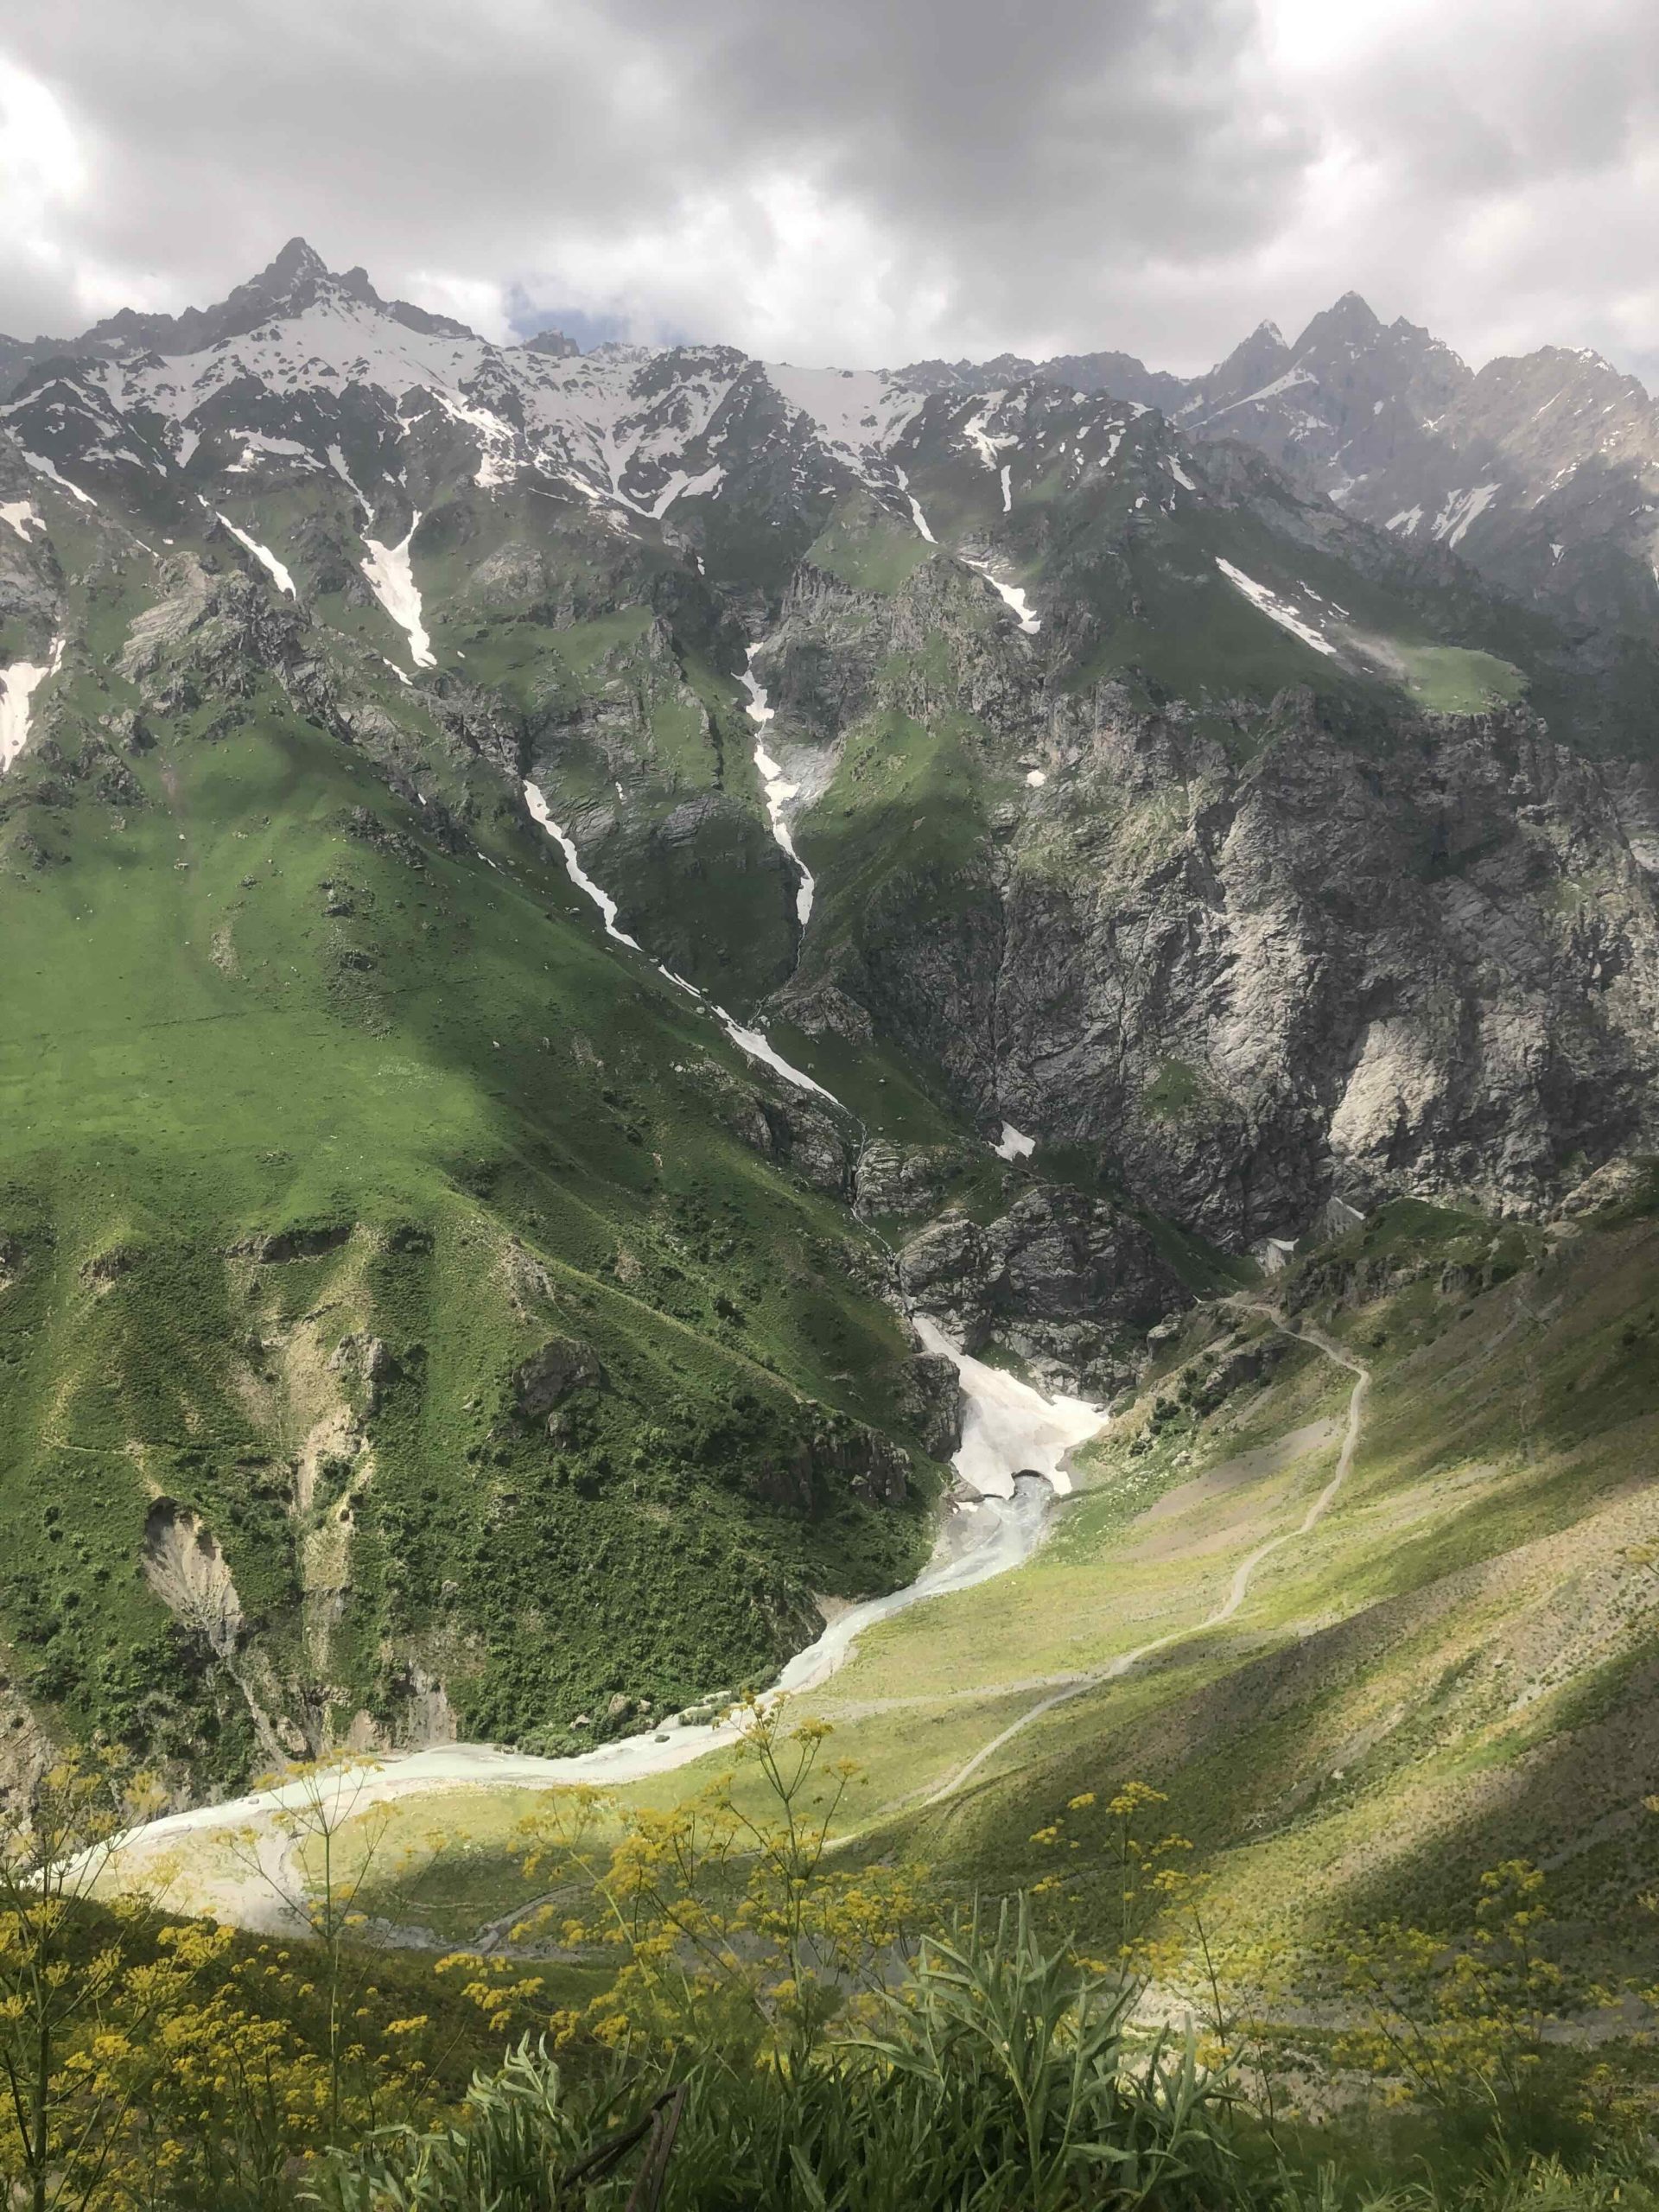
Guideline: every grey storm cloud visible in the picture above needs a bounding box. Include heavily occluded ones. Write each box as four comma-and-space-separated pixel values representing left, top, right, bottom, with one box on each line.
2, 0, 1657, 379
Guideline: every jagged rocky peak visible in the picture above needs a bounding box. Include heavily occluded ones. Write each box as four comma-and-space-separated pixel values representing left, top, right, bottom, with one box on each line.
893, 356, 987, 393
1286, 295, 1470, 407
1192, 319, 1294, 411
520, 327, 581, 359
243, 233, 330, 302
1460, 341, 1655, 436
1032, 346, 1190, 411
1294, 288, 1385, 349
65, 236, 480, 371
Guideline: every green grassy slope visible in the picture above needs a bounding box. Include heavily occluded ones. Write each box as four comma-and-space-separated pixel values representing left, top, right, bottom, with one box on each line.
0, 629, 947, 1788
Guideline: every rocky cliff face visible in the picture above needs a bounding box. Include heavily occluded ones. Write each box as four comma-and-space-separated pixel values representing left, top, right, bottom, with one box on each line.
895, 1187, 1188, 1395
763, 544, 1659, 1250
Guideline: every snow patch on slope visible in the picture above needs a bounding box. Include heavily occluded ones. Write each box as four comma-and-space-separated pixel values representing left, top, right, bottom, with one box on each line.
709, 1006, 836, 1101
965, 557, 1039, 633
1216, 558, 1337, 658
361, 518, 435, 668
18, 450, 95, 505
894, 465, 936, 543
216, 513, 296, 595
765, 362, 928, 471
1203, 366, 1316, 419
327, 445, 370, 512
1431, 483, 1502, 550
0, 639, 63, 772
959, 397, 1021, 508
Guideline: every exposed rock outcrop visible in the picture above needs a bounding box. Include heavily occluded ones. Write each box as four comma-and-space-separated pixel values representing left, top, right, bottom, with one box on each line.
898, 1185, 1190, 1394
512, 1336, 607, 1421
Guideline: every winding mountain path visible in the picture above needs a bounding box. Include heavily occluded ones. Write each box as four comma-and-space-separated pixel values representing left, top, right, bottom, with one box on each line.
918, 1308, 1370, 1810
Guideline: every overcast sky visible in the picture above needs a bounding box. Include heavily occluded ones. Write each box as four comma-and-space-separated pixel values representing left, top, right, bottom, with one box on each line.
1, 0, 1656, 382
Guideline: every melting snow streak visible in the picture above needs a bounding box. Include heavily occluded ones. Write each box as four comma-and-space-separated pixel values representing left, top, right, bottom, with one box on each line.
524, 777, 834, 1100
524, 782, 640, 949
966, 558, 1040, 633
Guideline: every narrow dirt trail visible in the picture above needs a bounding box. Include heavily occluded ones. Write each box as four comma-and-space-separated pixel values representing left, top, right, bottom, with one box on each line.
918, 1309, 1370, 1810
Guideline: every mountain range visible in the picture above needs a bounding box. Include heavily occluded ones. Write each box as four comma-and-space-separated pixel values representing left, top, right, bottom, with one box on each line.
2, 239, 1658, 1799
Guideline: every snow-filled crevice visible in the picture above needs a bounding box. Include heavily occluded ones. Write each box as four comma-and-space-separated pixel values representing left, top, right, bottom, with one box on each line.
741, 645, 814, 931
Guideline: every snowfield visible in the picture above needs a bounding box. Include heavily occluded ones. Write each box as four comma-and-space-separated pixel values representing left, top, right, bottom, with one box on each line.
912, 1315, 1104, 1498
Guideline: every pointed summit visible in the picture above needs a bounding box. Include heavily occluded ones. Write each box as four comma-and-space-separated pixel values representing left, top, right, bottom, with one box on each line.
60, 237, 480, 366
1291, 292, 1383, 358
1191, 318, 1294, 416
217, 237, 345, 327
258, 236, 329, 289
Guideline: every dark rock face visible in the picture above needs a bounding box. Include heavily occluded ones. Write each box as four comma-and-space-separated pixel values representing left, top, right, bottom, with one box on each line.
852, 1141, 961, 1221
899, 1187, 1190, 1394
232, 1222, 354, 1263
749, 1424, 912, 1512
887, 1351, 964, 1461
513, 1337, 607, 1421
